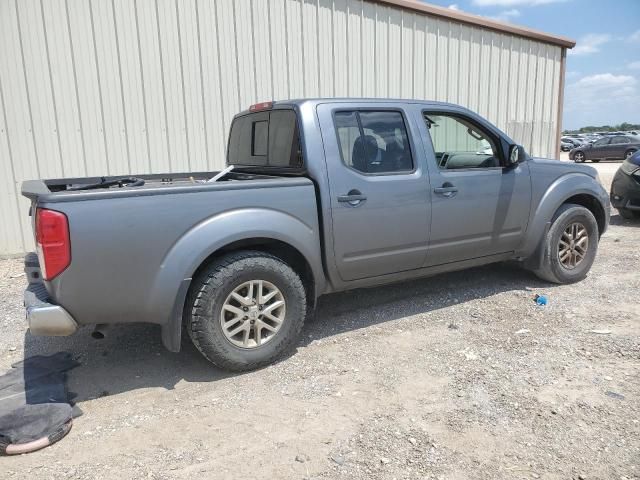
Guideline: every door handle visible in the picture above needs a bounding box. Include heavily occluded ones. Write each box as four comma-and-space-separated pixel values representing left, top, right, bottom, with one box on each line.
434, 183, 458, 197
337, 189, 367, 206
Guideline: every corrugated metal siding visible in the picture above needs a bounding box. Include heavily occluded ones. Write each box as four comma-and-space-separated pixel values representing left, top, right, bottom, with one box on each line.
0, 0, 563, 256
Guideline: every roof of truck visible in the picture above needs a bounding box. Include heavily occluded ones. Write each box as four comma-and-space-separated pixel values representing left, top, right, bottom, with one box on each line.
237, 98, 466, 116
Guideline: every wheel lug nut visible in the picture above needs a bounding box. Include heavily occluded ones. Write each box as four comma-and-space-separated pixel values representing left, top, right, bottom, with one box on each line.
250, 320, 255, 325
243, 316, 248, 320
243, 307, 248, 312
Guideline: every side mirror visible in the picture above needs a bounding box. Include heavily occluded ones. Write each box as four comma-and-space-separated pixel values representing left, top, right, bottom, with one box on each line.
509, 144, 524, 165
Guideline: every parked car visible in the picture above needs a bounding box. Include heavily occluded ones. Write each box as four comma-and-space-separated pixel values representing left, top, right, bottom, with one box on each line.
562, 137, 584, 148
22, 98, 610, 371
561, 140, 572, 152
570, 135, 640, 163
611, 150, 640, 219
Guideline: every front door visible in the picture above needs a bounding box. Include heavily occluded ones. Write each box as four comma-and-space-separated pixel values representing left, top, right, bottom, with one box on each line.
589, 137, 611, 159
317, 104, 431, 281
418, 109, 532, 266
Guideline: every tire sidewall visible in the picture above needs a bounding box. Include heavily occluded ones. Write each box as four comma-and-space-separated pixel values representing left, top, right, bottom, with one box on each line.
545, 206, 598, 283
189, 254, 306, 369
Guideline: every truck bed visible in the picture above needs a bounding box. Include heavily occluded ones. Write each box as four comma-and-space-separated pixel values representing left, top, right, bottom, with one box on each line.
23, 171, 320, 335
21, 170, 293, 202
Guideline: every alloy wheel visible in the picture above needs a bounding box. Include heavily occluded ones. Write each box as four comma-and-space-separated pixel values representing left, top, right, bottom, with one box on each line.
220, 280, 286, 348
558, 222, 589, 270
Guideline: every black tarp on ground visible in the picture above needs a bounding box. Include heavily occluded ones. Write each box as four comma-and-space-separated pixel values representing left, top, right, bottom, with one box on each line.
0, 352, 80, 454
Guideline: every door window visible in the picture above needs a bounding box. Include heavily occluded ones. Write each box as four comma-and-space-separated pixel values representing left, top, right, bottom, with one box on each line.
333, 111, 413, 174
611, 136, 630, 144
593, 137, 610, 146
423, 113, 501, 170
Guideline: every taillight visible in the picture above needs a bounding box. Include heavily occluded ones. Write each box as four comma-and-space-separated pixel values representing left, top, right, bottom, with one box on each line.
36, 208, 71, 280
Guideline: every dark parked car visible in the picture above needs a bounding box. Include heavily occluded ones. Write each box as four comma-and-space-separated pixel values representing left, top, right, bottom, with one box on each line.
560, 140, 572, 152
611, 150, 640, 219
570, 135, 640, 163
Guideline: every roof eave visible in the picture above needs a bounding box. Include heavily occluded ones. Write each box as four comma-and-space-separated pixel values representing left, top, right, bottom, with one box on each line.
371, 0, 576, 49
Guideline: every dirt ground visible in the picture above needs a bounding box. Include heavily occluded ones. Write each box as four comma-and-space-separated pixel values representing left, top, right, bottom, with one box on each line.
1, 161, 638, 480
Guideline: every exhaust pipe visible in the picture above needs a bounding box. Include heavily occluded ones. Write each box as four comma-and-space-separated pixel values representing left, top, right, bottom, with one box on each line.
91, 324, 109, 340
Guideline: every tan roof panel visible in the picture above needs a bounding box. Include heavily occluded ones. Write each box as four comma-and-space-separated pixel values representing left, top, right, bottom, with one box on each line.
372, 0, 576, 49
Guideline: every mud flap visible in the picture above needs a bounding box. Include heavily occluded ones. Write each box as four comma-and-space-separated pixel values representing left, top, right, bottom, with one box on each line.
161, 278, 191, 352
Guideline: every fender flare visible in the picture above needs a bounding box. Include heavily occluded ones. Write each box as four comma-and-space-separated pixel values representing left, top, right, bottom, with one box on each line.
150, 208, 325, 351
520, 173, 609, 266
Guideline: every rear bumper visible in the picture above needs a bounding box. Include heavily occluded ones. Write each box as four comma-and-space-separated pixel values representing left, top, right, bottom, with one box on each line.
23, 253, 77, 336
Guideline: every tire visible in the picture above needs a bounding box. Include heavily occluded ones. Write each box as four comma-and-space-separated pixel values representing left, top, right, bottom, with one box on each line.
618, 208, 639, 220
574, 151, 586, 163
625, 149, 637, 160
186, 250, 307, 371
533, 204, 599, 284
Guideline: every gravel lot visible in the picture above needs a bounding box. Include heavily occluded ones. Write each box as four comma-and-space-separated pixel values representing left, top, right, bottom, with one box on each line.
1, 161, 638, 480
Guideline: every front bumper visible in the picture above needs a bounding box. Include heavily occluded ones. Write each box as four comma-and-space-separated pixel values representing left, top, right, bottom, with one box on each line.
610, 170, 640, 211
24, 253, 77, 336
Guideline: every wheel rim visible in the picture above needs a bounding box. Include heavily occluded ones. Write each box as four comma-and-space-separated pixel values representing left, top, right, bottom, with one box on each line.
558, 222, 589, 270
575, 153, 584, 162
220, 280, 286, 349
626, 151, 634, 159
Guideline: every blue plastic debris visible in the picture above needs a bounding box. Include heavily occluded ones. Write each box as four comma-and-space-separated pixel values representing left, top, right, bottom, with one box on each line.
534, 294, 548, 306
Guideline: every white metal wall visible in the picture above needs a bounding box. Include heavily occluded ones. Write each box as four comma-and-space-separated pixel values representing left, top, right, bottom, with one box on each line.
0, 0, 563, 255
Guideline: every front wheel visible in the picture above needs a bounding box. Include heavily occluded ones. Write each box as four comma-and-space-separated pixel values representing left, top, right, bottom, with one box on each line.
533, 204, 599, 284
186, 250, 307, 371
573, 151, 586, 163
618, 208, 639, 220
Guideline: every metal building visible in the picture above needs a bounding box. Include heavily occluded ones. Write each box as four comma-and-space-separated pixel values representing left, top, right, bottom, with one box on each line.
0, 0, 574, 256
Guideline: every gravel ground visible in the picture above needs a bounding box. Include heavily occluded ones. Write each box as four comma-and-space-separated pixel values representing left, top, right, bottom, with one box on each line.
1, 162, 638, 480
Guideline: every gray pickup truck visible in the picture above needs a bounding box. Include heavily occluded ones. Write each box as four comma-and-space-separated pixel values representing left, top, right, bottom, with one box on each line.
22, 99, 610, 371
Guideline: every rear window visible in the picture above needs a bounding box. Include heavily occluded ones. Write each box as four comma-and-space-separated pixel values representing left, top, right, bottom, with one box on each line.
227, 109, 303, 169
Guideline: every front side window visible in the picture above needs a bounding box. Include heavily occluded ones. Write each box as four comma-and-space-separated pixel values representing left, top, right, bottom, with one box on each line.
423, 112, 501, 170
593, 137, 610, 146
334, 111, 413, 174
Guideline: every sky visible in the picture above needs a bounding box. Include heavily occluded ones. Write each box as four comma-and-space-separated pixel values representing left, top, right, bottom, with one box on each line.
422, 0, 640, 130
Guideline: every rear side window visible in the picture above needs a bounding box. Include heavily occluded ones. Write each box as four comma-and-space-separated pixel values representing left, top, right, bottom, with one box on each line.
611, 136, 630, 144
334, 110, 413, 174
227, 110, 302, 168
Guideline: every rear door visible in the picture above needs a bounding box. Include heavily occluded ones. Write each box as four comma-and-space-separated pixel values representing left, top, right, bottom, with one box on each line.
609, 136, 631, 159
416, 108, 532, 266
317, 103, 431, 281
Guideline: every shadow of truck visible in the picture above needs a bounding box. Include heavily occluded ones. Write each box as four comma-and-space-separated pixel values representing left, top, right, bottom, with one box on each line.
22, 261, 554, 402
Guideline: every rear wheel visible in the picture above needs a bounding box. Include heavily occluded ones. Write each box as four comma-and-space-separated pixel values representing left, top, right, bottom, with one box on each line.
186, 250, 307, 371
533, 204, 599, 284
625, 149, 637, 160
574, 151, 586, 163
